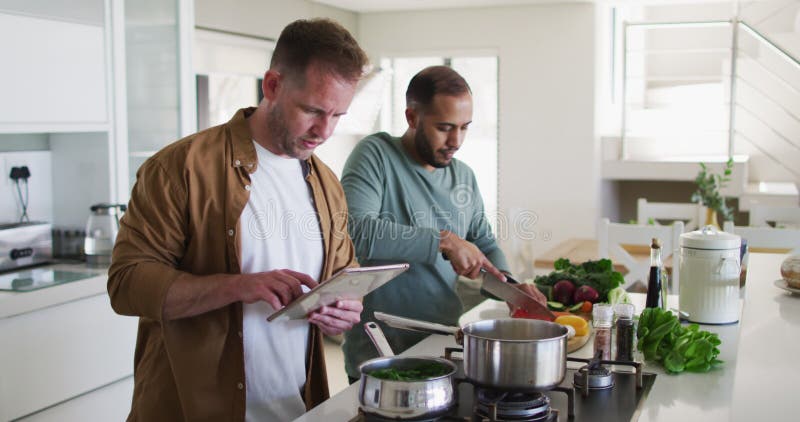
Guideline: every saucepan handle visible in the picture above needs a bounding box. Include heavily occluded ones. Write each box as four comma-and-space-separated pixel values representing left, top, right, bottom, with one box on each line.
364, 322, 396, 357
373, 311, 461, 336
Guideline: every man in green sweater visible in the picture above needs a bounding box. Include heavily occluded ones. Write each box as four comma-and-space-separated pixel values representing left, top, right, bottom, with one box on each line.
341, 66, 545, 380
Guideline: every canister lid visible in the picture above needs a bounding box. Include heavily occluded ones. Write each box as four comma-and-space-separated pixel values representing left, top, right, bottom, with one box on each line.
680, 225, 741, 250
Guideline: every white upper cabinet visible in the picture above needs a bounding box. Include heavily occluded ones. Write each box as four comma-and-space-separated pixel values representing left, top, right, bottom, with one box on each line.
0, 12, 108, 132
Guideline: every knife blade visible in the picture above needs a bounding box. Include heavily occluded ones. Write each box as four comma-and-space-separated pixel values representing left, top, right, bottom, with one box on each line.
478, 271, 519, 301
481, 271, 556, 321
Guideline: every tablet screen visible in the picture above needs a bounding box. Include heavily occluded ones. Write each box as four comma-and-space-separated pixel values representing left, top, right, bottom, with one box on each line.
267, 263, 410, 322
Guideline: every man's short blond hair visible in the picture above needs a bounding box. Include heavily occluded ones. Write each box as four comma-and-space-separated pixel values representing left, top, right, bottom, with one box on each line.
271, 18, 369, 84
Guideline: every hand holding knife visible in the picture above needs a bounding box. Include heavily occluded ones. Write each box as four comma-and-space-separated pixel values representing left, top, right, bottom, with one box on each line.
480, 269, 555, 321
439, 238, 549, 319
438, 230, 506, 281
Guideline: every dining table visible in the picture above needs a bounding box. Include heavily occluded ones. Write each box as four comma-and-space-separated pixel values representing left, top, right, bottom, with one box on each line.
533, 237, 673, 273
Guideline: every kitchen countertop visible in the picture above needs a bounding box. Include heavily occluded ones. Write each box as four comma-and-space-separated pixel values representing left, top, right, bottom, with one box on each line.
295, 252, 798, 421
0, 262, 108, 319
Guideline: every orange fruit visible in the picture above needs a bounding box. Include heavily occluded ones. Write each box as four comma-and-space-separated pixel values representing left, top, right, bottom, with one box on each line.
555, 314, 589, 336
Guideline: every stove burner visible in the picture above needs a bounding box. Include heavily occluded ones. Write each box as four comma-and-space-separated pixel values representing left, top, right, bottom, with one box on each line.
355, 408, 441, 422
571, 350, 614, 392
573, 364, 614, 390
474, 389, 552, 421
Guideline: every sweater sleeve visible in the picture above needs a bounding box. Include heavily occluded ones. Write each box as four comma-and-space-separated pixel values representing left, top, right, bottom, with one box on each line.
341, 135, 440, 264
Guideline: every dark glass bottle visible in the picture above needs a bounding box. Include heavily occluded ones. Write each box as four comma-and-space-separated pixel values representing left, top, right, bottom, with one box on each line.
645, 238, 664, 309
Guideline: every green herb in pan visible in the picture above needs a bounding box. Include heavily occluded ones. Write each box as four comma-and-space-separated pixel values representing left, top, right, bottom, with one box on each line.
368, 362, 451, 381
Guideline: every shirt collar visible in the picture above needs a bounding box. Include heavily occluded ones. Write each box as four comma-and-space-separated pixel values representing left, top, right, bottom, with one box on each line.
228, 107, 258, 173
227, 107, 314, 178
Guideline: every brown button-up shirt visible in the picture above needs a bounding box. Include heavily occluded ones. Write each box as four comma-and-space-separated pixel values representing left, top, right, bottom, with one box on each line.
108, 108, 356, 422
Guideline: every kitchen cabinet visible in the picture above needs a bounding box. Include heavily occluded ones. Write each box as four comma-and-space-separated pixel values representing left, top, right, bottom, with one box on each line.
0, 1, 117, 227
0, 12, 108, 133
15, 377, 132, 422
0, 266, 137, 421
0, 0, 196, 226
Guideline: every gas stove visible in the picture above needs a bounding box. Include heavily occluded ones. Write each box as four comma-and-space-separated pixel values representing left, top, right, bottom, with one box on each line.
351, 348, 656, 422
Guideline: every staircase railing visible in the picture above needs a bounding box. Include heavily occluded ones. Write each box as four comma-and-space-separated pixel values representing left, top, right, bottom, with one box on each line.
620, 15, 800, 181
736, 20, 800, 180
739, 21, 800, 71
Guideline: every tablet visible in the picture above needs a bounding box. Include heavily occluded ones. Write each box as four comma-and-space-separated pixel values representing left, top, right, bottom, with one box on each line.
267, 263, 410, 322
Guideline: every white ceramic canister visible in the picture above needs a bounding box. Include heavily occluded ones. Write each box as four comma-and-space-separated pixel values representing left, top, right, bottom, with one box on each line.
679, 226, 742, 324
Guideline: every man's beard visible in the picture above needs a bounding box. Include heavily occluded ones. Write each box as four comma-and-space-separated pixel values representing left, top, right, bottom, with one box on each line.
265, 104, 309, 159
414, 129, 455, 169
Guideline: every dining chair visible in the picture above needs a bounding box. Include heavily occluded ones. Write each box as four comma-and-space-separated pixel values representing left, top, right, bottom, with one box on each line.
597, 218, 684, 291
636, 198, 705, 231
722, 221, 800, 254
748, 205, 800, 229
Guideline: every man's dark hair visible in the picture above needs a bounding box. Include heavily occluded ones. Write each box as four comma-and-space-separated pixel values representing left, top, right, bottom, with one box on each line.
406, 66, 472, 110
270, 18, 368, 84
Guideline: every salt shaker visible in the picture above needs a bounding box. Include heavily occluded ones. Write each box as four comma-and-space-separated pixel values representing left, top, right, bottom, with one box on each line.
593, 304, 614, 361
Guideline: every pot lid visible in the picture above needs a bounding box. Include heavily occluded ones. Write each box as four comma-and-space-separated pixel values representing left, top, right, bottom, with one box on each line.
680, 225, 741, 250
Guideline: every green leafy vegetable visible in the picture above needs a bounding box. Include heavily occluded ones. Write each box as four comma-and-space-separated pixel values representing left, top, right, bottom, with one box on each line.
367, 362, 451, 381
533, 258, 624, 302
606, 286, 631, 306
636, 308, 723, 374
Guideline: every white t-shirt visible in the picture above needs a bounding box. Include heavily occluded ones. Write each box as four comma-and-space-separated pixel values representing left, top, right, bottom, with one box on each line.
240, 141, 324, 422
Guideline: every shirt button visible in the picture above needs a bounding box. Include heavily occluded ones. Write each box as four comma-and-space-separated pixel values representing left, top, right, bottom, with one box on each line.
245, 185, 251, 191
234, 159, 241, 166
228, 229, 234, 236
238, 331, 243, 338
237, 382, 244, 390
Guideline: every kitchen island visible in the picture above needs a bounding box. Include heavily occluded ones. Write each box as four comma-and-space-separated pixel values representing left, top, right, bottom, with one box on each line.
296, 252, 798, 421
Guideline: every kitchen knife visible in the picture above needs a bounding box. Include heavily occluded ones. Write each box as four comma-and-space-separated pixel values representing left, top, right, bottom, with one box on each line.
481, 271, 557, 321
478, 271, 519, 301
440, 252, 517, 301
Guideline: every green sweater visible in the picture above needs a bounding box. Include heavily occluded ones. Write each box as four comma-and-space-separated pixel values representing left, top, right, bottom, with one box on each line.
341, 132, 508, 378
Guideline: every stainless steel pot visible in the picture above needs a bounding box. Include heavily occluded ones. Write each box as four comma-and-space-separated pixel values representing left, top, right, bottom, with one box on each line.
358, 322, 457, 419
375, 312, 568, 391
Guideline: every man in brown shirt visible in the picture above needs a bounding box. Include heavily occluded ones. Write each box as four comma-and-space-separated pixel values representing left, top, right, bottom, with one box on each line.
108, 19, 369, 421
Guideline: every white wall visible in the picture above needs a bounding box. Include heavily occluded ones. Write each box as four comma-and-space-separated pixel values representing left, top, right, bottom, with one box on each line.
358, 3, 598, 274
0, 150, 52, 224
195, 0, 358, 40
50, 133, 111, 228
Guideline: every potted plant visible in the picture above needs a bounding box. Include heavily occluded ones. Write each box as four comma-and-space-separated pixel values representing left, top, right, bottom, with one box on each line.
691, 158, 735, 228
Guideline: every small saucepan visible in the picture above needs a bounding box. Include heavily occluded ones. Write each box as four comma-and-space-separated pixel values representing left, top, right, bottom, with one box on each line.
374, 312, 568, 391
357, 322, 457, 419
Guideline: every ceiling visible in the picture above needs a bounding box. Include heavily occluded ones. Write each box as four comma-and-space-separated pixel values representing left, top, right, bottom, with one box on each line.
312, 0, 584, 13
311, 0, 731, 13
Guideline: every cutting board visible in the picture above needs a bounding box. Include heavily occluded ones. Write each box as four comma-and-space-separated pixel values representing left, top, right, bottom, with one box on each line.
567, 324, 592, 353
